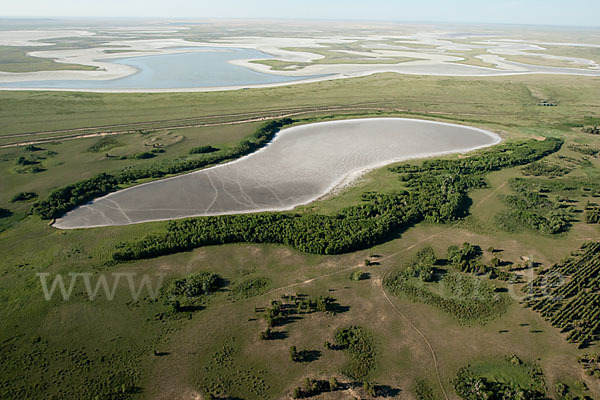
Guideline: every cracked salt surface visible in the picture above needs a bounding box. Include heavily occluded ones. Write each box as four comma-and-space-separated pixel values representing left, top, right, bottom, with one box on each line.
54, 118, 500, 229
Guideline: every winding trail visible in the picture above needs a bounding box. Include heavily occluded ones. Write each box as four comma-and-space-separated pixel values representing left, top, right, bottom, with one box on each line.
259, 226, 455, 399
0, 103, 394, 148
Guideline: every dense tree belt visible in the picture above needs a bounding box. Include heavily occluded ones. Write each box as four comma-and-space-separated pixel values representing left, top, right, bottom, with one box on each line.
113, 137, 563, 261
31, 118, 294, 219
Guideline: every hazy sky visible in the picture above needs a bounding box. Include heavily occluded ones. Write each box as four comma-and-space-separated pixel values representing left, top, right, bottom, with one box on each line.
2, 0, 599, 27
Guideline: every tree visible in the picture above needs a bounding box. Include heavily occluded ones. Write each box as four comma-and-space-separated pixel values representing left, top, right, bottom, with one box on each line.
363, 381, 376, 397
292, 387, 302, 399
290, 346, 298, 362
329, 377, 339, 391
416, 246, 437, 266
350, 270, 365, 281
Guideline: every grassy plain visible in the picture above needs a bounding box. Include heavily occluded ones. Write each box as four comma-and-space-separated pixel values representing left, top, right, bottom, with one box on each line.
1, 72, 600, 399
0, 46, 96, 73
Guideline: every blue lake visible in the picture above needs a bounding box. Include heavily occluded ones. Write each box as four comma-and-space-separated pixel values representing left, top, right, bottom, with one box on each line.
0, 48, 318, 89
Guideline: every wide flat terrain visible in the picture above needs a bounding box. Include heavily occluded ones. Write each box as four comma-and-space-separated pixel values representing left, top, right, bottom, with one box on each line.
1, 68, 600, 399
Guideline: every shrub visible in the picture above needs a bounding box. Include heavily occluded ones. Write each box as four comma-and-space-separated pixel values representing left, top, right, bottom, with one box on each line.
189, 145, 218, 154
10, 191, 38, 203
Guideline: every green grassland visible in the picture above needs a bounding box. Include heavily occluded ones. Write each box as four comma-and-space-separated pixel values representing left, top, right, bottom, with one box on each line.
1, 73, 600, 399
0, 46, 97, 73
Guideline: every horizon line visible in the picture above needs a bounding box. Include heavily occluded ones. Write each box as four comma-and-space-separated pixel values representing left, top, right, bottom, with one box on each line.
0, 16, 599, 29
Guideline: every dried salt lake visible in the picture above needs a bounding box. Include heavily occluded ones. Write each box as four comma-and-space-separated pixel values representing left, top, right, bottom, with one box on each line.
54, 118, 501, 229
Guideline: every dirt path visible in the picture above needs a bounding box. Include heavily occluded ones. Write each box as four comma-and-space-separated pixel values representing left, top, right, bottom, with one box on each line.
0, 103, 398, 148
258, 227, 454, 400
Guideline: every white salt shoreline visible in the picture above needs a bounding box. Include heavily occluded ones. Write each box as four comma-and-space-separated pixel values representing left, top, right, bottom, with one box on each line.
1, 33, 600, 93
54, 118, 501, 229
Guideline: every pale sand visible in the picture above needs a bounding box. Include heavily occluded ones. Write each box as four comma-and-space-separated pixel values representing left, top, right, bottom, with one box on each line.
1, 32, 599, 93
54, 118, 501, 229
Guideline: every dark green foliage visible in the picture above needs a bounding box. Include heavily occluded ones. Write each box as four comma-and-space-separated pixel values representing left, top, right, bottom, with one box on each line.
114, 138, 563, 261
334, 326, 376, 380
452, 365, 545, 400
510, 176, 600, 197
524, 242, 600, 347
521, 161, 571, 177
583, 126, 600, 135
408, 246, 439, 282
87, 136, 123, 153
496, 180, 572, 234
0, 207, 12, 218
292, 377, 332, 398
10, 191, 38, 203
24, 144, 44, 152
189, 145, 218, 154
568, 143, 599, 156
414, 379, 438, 400
417, 246, 437, 266
586, 207, 600, 224
447, 242, 481, 272
579, 354, 600, 379
32, 173, 119, 219
132, 151, 155, 159
16, 156, 36, 166
32, 118, 294, 220
113, 192, 417, 259
385, 270, 508, 323
228, 277, 272, 301
166, 272, 220, 298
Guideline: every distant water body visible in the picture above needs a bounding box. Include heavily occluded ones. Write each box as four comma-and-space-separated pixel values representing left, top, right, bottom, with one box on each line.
0, 48, 319, 89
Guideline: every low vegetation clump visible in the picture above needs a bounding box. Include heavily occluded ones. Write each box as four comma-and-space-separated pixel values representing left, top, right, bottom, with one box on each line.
583, 126, 600, 135
113, 138, 563, 260
189, 145, 219, 154
228, 277, 272, 301
32, 118, 294, 219
413, 379, 437, 400
579, 354, 600, 379
87, 136, 123, 153
453, 356, 546, 400
524, 241, 600, 347
165, 272, 221, 312
385, 267, 508, 324
585, 205, 600, 224
0, 207, 12, 218
10, 191, 38, 202
510, 176, 600, 197
521, 160, 572, 177
568, 143, 599, 156
350, 270, 366, 281
496, 180, 572, 234
132, 151, 155, 160
291, 377, 338, 399
334, 326, 376, 381
406, 246, 437, 282
167, 272, 220, 298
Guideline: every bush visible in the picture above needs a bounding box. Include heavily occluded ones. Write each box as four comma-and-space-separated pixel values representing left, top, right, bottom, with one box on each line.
166, 272, 220, 298
0, 207, 12, 218
87, 137, 123, 153
10, 191, 38, 203
228, 277, 271, 301
189, 145, 218, 154
132, 151, 155, 159
335, 326, 376, 380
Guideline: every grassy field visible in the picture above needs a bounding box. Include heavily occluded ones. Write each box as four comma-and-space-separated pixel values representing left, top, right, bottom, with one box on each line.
0, 46, 97, 73
1, 72, 600, 399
